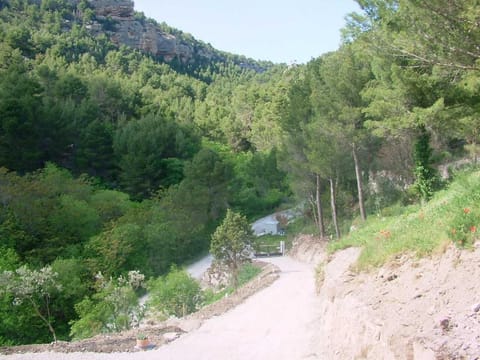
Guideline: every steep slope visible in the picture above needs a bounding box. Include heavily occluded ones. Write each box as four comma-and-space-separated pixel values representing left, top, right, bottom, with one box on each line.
315, 244, 480, 359
8, 0, 270, 71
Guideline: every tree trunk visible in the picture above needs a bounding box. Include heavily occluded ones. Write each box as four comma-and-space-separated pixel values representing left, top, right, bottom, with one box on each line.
352, 143, 367, 222
231, 261, 239, 289
309, 196, 319, 234
329, 178, 341, 239
315, 174, 326, 238
29, 298, 57, 343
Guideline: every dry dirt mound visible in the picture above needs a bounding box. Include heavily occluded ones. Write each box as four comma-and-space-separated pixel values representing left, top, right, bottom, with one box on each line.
0, 326, 183, 356
311, 241, 480, 359
289, 234, 328, 265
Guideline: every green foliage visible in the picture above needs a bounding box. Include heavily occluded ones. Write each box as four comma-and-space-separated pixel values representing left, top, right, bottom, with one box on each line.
229, 149, 289, 219
0, 164, 103, 263
329, 169, 480, 269
0, 64, 44, 172
210, 209, 254, 288
89, 189, 131, 223
0, 265, 62, 342
0, 247, 19, 271
69, 270, 145, 340
448, 207, 479, 247
50, 258, 89, 339
86, 223, 146, 277
413, 127, 440, 201
236, 262, 262, 286
114, 113, 200, 200
51, 194, 101, 245
147, 266, 201, 317
202, 262, 261, 305
181, 147, 232, 221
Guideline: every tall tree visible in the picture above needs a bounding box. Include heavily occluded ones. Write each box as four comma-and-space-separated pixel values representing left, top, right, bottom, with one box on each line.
353, 0, 480, 71
308, 47, 373, 222
113, 113, 200, 200
0, 64, 44, 172
279, 69, 327, 237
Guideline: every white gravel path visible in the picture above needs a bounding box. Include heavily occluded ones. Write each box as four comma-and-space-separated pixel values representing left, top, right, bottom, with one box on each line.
4, 256, 321, 360
186, 254, 213, 279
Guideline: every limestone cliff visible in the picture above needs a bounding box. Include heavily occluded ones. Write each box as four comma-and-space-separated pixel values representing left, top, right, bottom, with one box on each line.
73, 0, 265, 69
20, 0, 264, 68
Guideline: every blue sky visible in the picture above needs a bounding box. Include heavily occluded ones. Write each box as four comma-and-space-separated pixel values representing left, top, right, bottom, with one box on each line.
132, 1, 361, 64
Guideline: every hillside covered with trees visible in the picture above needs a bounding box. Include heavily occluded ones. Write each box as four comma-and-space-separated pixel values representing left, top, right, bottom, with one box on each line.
1, 0, 479, 346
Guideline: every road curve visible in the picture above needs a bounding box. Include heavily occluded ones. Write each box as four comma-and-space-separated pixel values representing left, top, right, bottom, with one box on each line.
5, 256, 321, 360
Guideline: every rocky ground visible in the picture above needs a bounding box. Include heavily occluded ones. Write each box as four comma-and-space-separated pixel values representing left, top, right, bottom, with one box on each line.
302, 236, 480, 359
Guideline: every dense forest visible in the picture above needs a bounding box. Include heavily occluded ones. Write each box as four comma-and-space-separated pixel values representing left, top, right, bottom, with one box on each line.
1, 0, 479, 345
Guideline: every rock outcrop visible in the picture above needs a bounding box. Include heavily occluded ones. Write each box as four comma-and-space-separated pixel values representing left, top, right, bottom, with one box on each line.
91, 0, 134, 18
20, 0, 262, 67
71, 0, 262, 68
80, 0, 205, 63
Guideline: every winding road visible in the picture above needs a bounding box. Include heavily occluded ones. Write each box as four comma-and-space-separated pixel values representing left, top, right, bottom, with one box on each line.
6, 256, 322, 360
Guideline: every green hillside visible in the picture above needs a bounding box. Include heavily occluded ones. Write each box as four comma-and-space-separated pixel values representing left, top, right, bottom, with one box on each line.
1, 0, 480, 346
330, 169, 480, 269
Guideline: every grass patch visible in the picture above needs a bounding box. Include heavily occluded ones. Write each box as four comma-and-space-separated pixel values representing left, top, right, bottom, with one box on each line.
202, 262, 262, 306
237, 262, 262, 286
254, 234, 290, 255
328, 169, 480, 270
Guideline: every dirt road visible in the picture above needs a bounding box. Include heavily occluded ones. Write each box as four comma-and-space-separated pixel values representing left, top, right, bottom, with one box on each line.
5, 256, 321, 360
186, 253, 213, 279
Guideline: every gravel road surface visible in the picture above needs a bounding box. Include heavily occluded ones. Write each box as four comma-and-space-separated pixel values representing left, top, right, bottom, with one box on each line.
5, 256, 321, 360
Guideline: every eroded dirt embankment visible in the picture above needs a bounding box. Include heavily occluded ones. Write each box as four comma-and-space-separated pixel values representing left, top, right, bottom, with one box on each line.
293, 235, 480, 359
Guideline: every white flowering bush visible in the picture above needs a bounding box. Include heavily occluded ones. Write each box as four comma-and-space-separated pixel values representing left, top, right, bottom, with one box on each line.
0, 265, 62, 342
69, 270, 145, 340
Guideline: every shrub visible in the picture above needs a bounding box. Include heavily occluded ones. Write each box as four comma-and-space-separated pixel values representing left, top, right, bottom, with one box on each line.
69, 271, 145, 340
147, 266, 202, 318
449, 207, 479, 246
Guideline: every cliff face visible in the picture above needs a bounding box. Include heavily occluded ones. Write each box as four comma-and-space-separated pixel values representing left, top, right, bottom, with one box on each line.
71, 0, 259, 68
77, 0, 201, 63
17, 0, 266, 69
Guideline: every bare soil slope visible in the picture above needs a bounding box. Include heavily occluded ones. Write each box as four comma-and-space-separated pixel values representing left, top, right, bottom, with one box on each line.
312, 241, 480, 359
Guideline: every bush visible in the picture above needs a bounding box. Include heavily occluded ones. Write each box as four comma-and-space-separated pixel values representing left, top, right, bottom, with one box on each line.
448, 207, 479, 246
202, 262, 261, 306
147, 266, 202, 318
69, 271, 145, 340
